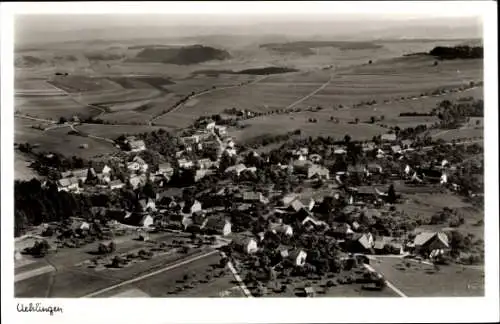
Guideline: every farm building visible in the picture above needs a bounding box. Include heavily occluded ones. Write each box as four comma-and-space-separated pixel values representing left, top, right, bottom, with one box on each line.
288, 249, 307, 267
181, 200, 203, 216
242, 191, 268, 204
412, 232, 450, 256
108, 180, 125, 190
224, 163, 247, 177
178, 158, 194, 169
268, 222, 293, 237
57, 177, 79, 192
304, 286, 315, 297
127, 157, 148, 173
214, 125, 227, 136
307, 164, 330, 180
204, 216, 232, 236
129, 175, 147, 189
381, 133, 397, 142
138, 198, 156, 212
156, 163, 174, 177
344, 233, 374, 253
331, 223, 354, 239
373, 237, 404, 255
234, 237, 258, 254
128, 140, 146, 152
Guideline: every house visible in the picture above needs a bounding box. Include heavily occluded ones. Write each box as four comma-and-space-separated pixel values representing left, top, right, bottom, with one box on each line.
391, 145, 402, 154
242, 191, 268, 204
204, 216, 232, 236
288, 249, 307, 266
413, 232, 449, 256
307, 164, 330, 180
281, 193, 299, 207
268, 222, 293, 237
420, 169, 447, 184
109, 180, 125, 190
138, 198, 156, 212
277, 245, 289, 258
373, 237, 404, 255
233, 237, 258, 254
61, 170, 73, 178
181, 135, 200, 145
194, 169, 210, 182
401, 139, 413, 149
57, 177, 79, 192
72, 168, 89, 182
214, 125, 227, 136
331, 223, 354, 238
225, 148, 237, 156
308, 154, 322, 163
224, 164, 248, 177
178, 158, 194, 169
345, 233, 374, 253
304, 287, 315, 297
197, 158, 218, 169
292, 147, 309, 157
206, 121, 216, 131
334, 147, 347, 155
156, 163, 174, 178
181, 200, 203, 216
381, 133, 397, 142
129, 174, 147, 189
292, 160, 313, 174
301, 215, 327, 230
140, 215, 154, 228
362, 142, 375, 152
366, 163, 383, 174
127, 157, 148, 173
128, 140, 146, 152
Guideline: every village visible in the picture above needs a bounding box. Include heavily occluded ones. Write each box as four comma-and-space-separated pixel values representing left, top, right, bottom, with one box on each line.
14, 109, 484, 297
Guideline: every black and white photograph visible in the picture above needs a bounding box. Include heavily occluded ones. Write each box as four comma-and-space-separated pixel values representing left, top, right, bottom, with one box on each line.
1, 1, 498, 324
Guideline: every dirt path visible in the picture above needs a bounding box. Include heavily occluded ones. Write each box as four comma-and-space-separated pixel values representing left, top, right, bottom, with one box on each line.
285, 72, 335, 110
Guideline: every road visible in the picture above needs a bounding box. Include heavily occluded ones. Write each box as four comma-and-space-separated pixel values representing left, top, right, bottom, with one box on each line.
83, 249, 219, 297
220, 251, 253, 298
149, 75, 270, 125
362, 263, 408, 297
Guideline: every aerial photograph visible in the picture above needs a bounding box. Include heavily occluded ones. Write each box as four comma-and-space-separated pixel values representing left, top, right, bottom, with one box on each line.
13, 10, 485, 299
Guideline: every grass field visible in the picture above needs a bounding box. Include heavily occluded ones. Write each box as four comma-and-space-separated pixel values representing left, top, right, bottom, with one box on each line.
14, 152, 39, 181
15, 120, 119, 159
15, 94, 99, 120
369, 257, 484, 297
432, 128, 483, 141
229, 114, 388, 141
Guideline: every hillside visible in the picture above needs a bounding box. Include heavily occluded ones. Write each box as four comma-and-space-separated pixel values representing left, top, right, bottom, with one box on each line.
260, 41, 383, 56
131, 44, 231, 65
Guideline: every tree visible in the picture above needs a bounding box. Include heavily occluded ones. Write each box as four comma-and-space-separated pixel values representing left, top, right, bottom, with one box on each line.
354, 118, 359, 124
370, 116, 376, 124
368, 60, 373, 64
58, 116, 67, 124
344, 134, 351, 144
387, 184, 397, 204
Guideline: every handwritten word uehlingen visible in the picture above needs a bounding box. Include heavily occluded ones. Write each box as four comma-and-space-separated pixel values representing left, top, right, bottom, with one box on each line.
17, 303, 63, 316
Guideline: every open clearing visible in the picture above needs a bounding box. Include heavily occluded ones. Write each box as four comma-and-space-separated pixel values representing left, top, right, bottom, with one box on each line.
75, 124, 173, 139
369, 257, 484, 297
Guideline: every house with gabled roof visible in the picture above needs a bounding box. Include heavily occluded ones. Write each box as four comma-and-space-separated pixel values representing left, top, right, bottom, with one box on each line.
128, 140, 146, 152
138, 198, 156, 212
233, 237, 258, 254
204, 216, 232, 236
412, 232, 449, 256
224, 163, 247, 177
288, 249, 307, 267
109, 179, 125, 190
57, 177, 79, 192
344, 232, 374, 253
381, 133, 397, 142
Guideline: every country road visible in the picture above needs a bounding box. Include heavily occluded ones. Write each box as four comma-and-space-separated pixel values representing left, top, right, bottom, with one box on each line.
83, 249, 219, 298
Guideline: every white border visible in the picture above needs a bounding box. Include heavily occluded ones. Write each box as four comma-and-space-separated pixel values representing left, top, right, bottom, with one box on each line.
1, 2, 498, 324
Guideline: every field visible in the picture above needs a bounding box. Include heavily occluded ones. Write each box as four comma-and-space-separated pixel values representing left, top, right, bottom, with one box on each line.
74, 124, 173, 139
369, 257, 484, 297
15, 119, 119, 159
15, 94, 99, 120
230, 115, 388, 141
